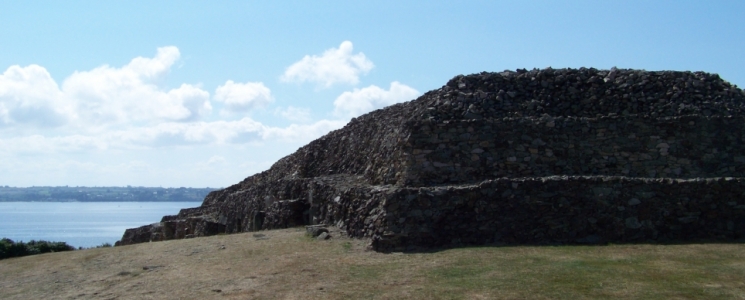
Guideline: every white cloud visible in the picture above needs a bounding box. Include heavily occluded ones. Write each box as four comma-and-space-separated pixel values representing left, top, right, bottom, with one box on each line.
261, 119, 346, 143
0, 48, 348, 154
214, 80, 272, 114
0, 64, 70, 127
0, 117, 346, 154
118, 118, 345, 146
206, 155, 227, 165
110, 118, 265, 147
0, 134, 108, 154
333, 81, 420, 118
274, 106, 312, 123
62, 46, 212, 125
0, 44, 409, 187
281, 41, 374, 88
125, 46, 180, 79
0, 46, 213, 134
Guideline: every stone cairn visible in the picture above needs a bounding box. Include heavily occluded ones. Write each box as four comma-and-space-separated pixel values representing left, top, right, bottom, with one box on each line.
117, 67, 745, 251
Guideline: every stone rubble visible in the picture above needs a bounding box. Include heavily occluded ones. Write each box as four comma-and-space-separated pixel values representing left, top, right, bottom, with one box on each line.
117, 68, 745, 251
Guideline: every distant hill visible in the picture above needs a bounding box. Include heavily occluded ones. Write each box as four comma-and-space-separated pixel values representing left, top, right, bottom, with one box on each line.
0, 186, 218, 202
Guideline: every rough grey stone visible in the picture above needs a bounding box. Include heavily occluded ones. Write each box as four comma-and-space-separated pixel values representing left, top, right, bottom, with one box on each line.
306, 225, 329, 238
625, 217, 642, 229
116, 68, 745, 252
317, 232, 331, 240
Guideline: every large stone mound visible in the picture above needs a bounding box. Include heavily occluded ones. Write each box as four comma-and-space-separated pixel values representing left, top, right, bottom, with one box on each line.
117, 68, 745, 251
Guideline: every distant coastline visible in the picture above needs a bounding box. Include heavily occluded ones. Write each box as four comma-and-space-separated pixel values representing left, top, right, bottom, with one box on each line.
0, 186, 219, 202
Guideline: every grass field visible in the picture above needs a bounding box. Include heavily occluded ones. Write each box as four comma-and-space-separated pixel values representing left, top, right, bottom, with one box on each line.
1, 227, 744, 299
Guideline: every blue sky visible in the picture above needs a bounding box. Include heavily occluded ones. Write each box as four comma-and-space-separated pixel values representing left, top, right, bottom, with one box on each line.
1, 1, 743, 187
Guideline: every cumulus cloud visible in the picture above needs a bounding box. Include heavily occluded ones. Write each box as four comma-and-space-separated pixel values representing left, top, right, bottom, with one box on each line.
0, 46, 214, 134
62, 46, 212, 125
0, 64, 70, 127
0, 44, 354, 155
274, 106, 312, 123
125, 46, 180, 79
333, 81, 420, 118
1, 45, 383, 187
281, 41, 374, 88
214, 80, 272, 114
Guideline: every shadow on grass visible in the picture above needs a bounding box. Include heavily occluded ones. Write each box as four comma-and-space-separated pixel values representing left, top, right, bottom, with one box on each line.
386, 236, 745, 254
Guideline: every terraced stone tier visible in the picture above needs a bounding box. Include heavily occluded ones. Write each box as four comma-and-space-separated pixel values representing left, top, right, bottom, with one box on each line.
119, 175, 745, 251
118, 68, 745, 250
370, 176, 745, 251
402, 115, 745, 186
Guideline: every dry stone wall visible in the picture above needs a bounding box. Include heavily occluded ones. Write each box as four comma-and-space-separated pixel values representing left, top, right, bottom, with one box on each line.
118, 174, 385, 246
371, 177, 745, 251
118, 68, 745, 251
429, 68, 744, 121
200, 98, 421, 202
403, 116, 745, 185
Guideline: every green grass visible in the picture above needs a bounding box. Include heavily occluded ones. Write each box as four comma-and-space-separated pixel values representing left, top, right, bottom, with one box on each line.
348, 265, 384, 280
2, 228, 744, 299
342, 241, 352, 252
329, 244, 745, 299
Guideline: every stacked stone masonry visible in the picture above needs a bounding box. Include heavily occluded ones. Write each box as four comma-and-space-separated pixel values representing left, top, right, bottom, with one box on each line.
117, 68, 745, 251
404, 116, 745, 185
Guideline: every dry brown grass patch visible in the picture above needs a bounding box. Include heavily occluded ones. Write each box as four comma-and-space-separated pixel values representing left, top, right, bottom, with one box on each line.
1, 228, 744, 299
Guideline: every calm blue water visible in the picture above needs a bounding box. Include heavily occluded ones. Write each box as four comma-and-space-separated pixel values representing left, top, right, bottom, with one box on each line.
0, 202, 199, 248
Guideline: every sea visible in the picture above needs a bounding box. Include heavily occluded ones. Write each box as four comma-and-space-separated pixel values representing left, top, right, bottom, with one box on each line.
0, 202, 200, 248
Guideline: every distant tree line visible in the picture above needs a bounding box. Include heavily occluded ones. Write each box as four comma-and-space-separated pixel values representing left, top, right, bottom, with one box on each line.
0, 186, 219, 202
0, 238, 116, 260
0, 238, 75, 260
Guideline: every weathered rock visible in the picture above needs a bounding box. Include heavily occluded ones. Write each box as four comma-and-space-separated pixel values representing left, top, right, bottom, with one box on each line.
306, 225, 329, 238
317, 232, 331, 240
117, 68, 745, 251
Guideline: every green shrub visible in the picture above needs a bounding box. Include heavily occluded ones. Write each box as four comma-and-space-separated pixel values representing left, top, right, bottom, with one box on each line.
0, 238, 28, 259
0, 238, 75, 260
96, 242, 113, 248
